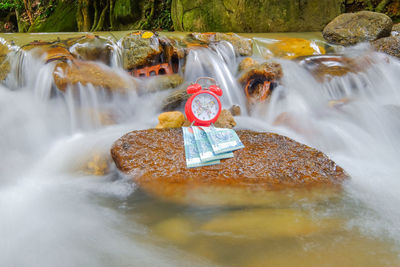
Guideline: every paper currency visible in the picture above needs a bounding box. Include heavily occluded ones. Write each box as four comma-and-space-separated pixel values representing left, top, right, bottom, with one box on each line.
192, 126, 234, 162
182, 127, 220, 168
200, 126, 245, 154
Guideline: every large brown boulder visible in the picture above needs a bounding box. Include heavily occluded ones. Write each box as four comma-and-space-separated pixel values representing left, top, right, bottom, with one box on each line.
371, 35, 400, 59
111, 128, 348, 206
53, 60, 136, 92
323, 11, 393, 46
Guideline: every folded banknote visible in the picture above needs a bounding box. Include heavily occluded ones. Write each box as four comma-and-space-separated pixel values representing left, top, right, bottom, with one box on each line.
200, 126, 245, 154
192, 126, 234, 162
182, 127, 220, 168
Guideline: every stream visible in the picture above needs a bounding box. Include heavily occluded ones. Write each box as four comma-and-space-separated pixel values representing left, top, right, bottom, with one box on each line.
1, 32, 400, 266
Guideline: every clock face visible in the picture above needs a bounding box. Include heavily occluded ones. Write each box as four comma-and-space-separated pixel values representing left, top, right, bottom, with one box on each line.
191, 93, 220, 121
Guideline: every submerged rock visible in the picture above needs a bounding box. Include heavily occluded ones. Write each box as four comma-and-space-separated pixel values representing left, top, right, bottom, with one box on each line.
200, 208, 340, 240
68, 34, 114, 65
53, 60, 136, 92
371, 35, 400, 59
298, 55, 366, 82
323, 11, 393, 46
145, 74, 185, 93
266, 38, 325, 59
188, 32, 253, 56
111, 128, 348, 206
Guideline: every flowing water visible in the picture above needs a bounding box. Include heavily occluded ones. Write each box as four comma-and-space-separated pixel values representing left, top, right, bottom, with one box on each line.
1, 32, 400, 266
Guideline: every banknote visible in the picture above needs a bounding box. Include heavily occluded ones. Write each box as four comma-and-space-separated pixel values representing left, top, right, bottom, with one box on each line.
192, 126, 234, 162
200, 126, 245, 154
182, 127, 220, 168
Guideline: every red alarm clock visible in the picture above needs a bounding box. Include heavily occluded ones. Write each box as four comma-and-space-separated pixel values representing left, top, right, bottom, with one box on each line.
185, 77, 223, 126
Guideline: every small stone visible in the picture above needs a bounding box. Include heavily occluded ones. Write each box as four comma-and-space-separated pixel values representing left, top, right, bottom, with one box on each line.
155, 111, 185, 129
229, 105, 241, 116
214, 109, 236, 129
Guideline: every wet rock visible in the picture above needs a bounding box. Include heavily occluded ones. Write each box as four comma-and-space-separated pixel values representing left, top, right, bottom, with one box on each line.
0, 42, 10, 81
145, 74, 185, 93
161, 86, 190, 111
23, 43, 74, 63
156, 111, 185, 129
267, 38, 325, 59
53, 60, 136, 92
121, 31, 162, 70
200, 209, 340, 240
111, 128, 348, 206
239, 62, 283, 104
298, 55, 365, 82
85, 153, 110, 176
69, 34, 113, 65
188, 32, 253, 56
392, 23, 400, 35
214, 109, 236, 129
238, 57, 258, 72
229, 105, 241, 116
371, 35, 400, 59
152, 217, 193, 244
323, 11, 393, 46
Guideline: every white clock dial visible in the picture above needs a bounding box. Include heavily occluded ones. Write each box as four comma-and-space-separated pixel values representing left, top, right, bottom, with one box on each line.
191, 93, 219, 121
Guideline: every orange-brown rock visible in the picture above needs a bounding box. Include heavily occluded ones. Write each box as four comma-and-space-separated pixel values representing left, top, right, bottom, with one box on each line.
239, 62, 283, 104
53, 60, 136, 92
266, 38, 325, 59
111, 128, 348, 205
298, 55, 371, 82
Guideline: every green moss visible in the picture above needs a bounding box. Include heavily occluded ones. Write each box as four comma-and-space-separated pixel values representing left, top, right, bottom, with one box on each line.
28, 0, 77, 32
172, 0, 344, 32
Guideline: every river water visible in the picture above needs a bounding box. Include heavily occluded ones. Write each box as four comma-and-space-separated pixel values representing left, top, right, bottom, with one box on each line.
1, 32, 400, 266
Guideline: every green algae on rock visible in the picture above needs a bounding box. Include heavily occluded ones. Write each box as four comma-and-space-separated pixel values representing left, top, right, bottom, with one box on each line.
172, 0, 343, 32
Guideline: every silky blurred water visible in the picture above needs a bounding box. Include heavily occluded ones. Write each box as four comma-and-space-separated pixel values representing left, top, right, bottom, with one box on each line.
1, 33, 400, 266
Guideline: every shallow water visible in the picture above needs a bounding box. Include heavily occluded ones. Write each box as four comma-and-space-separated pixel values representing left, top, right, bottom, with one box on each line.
1, 32, 400, 266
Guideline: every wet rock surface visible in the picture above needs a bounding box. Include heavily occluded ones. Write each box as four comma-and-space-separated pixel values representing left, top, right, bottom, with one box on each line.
0, 42, 10, 81
323, 11, 393, 46
371, 35, 400, 58
266, 38, 325, 59
298, 55, 367, 82
53, 60, 136, 92
188, 32, 252, 56
121, 31, 162, 70
111, 128, 348, 205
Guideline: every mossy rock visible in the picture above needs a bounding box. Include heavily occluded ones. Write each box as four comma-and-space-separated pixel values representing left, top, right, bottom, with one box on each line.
0, 42, 10, 81
172, 0, 343, 32
28, 0, 78, 32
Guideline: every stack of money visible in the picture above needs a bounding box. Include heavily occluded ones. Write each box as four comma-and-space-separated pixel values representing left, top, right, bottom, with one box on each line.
182, 126, 244, 168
